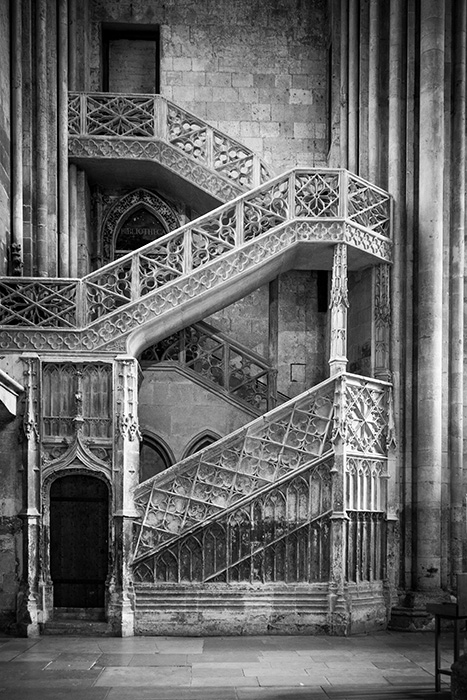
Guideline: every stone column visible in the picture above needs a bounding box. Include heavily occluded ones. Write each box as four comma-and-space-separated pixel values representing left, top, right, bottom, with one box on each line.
17, 356, 41, 636
368, 0, 380, 184
110, 357, 142, 637
415, 2, 445, 591
329, 243, 348, 376
348, 0, 359, 173
68, 164, 78, 276
449, 0, 466, 585
35, 0, 49, 276
340, 0, 349, 168
388, 0, 407, 592
11, 0, 24, 275
328, 374, 348, 634
372, 264, 391, 382
57, 0, 69, 277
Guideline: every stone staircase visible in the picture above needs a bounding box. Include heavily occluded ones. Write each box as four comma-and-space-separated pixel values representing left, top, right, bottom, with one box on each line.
140, 319, 283, 413
0, 168, 391, 355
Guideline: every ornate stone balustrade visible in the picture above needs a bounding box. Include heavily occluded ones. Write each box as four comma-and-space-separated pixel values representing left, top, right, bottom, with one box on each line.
0, 169, 391, 353
132, 373, 393, 585
68, 92, 271, 191
141, 320, 278, 412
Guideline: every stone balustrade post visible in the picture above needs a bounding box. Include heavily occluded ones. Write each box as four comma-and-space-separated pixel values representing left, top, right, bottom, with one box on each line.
329, 243, 348, 376
109, 356, 142, 637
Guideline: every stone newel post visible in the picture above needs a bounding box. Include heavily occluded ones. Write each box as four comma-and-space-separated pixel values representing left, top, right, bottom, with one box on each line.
329, 243, 349, 376
110, 356, 141, 637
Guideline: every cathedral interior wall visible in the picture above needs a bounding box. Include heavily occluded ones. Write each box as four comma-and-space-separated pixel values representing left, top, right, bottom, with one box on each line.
0, 0, 10, 275
0, 357, 26, 633
347, 269, 372, 377
139, 366, 255, 467
86, 0, 328, 173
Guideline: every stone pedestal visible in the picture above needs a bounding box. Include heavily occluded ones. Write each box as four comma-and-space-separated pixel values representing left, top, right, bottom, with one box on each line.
452, 654, 467, 699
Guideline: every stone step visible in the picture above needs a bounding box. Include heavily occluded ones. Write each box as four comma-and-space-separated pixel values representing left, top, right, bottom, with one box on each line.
42, 618, 112, 636
53, 606, 105, 621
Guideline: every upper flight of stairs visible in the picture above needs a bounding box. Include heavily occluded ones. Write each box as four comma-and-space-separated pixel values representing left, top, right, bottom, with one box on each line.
68, 92, 272, 203
0, 169, 391, 358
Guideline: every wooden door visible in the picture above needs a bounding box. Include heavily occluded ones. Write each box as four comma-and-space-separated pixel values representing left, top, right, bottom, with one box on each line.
50, 475, 109, 608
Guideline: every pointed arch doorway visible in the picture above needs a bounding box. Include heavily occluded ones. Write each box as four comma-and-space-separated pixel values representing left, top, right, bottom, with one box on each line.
50, 474, 109, 609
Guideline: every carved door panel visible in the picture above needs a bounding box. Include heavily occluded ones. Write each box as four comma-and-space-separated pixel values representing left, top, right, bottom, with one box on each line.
50, 475, 109, 608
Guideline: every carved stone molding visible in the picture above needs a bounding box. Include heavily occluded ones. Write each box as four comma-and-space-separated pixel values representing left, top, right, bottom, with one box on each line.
101, 189, 181, 264
116, 358, 141, 443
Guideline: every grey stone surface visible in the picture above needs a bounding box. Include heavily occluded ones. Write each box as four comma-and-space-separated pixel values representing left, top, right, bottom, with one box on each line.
0, 630, 454, 699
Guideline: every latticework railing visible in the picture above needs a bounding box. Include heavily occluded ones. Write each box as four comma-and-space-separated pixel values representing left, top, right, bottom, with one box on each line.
0, 169, 391, 353
68, 93, 271, 190
140, 320, 278, 412
132, 374, 393, 585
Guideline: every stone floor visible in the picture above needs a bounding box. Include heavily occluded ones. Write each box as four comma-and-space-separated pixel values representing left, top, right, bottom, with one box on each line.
0, 630, 456, 700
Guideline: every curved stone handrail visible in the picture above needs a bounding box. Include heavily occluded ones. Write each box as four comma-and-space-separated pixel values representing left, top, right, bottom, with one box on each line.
0, 169, 391, 354
68, 92, 271, 193
141, 320, 279, 412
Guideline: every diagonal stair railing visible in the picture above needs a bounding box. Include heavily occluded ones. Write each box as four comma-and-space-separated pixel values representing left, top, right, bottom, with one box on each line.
68, 92, 271, 199
140, 320, 281, 413
132, 373, 393, 585
0, 169, 391, 354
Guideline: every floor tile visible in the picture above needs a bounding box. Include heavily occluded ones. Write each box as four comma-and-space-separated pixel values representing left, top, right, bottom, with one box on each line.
94, 666, 191, 687
128, 654, 188, 666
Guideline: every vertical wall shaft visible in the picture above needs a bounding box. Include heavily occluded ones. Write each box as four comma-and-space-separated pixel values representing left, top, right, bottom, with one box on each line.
388, 0, 407, 590
339, 0, 349, 168
348, 0, 359, 173
57, 0, 69, 276
368, 0, 380, 184
11, 0, 24, 275
35, 0, 49, 276
449, 0, 466, 585
415, 1, 445, 591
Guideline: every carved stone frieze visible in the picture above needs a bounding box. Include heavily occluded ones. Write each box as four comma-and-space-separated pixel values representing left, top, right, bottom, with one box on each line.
41, 432, 111, 480
116, 358, 141, 443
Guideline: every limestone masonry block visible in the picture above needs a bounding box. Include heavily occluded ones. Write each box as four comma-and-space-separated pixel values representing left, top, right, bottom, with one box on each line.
206, 72, 232, 88
289, 89, 314, 105
232, 73, 254, 88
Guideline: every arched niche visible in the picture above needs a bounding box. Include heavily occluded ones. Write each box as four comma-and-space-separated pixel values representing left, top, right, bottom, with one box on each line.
140, 433, 175, 482
101, 189, 181, 263
183, 431, 220, 459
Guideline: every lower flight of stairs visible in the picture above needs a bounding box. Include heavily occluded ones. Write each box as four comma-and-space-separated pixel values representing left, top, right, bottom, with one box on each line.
42, 607, 113, 636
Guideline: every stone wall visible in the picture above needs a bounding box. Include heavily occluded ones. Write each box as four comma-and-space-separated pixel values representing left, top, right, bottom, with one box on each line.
277, 271, 328, 396
138, 366, 255, 465
87, 0, 328, 173
0, 357, 25, 633
0, 0, 10, 275
347, 269, 372, 377
210, 270, 328, 399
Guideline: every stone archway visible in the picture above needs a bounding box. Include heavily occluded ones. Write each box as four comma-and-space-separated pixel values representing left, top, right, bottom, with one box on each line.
49, 473, 109, 609
101, 189, 180, 263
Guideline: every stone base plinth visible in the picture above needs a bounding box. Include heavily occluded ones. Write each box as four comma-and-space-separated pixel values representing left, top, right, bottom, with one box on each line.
452, 654, 467, 699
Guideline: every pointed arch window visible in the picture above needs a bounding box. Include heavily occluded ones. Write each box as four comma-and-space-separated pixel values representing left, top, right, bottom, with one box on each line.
183, 432, 219, 459
140, 435, 174, 483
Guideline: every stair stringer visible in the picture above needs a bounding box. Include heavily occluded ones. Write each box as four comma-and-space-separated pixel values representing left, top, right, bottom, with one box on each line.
0, 169, 392, 355
132, 375, 338, 567
68, 93, 272, 202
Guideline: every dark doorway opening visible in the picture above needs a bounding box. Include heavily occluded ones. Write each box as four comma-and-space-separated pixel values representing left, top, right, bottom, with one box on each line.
102, 26, 160, 94
50, 474, 109, 608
